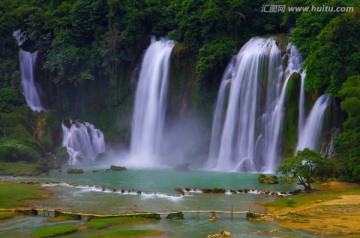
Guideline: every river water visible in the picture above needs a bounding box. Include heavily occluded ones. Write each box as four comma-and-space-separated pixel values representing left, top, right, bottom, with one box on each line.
1, 165, 320, 237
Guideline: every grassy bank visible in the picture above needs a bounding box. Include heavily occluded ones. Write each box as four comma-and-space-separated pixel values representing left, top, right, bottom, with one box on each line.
260, 182, 360, 236
263, 187, 360, 210
0, 181, 49, 209
0, 162, 48, 176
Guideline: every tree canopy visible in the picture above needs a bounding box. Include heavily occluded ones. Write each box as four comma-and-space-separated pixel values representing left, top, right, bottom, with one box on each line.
277, 149, 329, 190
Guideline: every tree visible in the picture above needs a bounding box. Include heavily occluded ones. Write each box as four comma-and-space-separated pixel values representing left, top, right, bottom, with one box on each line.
277, 149, 328, 190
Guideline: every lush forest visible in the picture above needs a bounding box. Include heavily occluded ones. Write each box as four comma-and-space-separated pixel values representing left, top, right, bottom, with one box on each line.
0, 0, 359, 180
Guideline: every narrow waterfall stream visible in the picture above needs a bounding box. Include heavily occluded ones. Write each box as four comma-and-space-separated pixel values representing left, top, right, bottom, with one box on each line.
130, 37, 175, 167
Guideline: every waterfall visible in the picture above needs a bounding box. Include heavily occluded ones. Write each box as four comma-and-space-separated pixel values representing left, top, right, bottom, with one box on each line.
299, 71, 306, 132
208, 38, 306, 172
208, 57, 236, 168
130, 37, 175, 166
322, 128, 340, 157
62, 120, 105, 164
284, 44, 306, 133
14, 30, 45, 112
18, 50, 45, 111
296, 94, 330, 152
208, 37, 283, 172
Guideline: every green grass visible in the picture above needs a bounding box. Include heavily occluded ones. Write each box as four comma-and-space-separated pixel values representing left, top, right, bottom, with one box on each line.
31, 225, 78, 238
46, 215, 78, 222
87, 230, 164, 237
0, 181, 48, 208
263, 188, 360, 209
0, 212, 16, 221
0, 162, 46, 176
87, 216, 151, 229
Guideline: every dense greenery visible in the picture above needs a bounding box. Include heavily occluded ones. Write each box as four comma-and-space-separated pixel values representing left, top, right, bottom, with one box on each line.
0, 0, 359, 179
277, 149, 330, 190
333, 76, 360, 182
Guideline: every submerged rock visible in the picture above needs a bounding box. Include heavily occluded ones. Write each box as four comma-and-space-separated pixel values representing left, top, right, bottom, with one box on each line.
108, 165, 127, 172
66, 168, 84, 174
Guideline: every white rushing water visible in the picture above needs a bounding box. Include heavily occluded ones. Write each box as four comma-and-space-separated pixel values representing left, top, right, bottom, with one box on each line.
62, 120, 105, 164
208, 38, 306, 172
130, 37, 175, 166
14, 30, 45, 111
296, 94, 330, 152
208, 38, 283, 172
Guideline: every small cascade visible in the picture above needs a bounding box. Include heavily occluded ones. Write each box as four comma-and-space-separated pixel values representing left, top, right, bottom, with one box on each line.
130, 37, 175, 166
62, 120, 105, 164
13, 30, 45, 111
208, 57, 236, 167
296, 94, 330, 152
284, 43, 306, 134
322, 128, 341, 157
299, 71, 306, 132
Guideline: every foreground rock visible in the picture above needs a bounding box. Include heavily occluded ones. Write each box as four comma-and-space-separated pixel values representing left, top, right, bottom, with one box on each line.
207, 230, 232, 237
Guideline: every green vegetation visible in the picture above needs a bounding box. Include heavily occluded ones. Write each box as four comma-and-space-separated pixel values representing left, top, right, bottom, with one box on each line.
334, 75, 360, 182
166, 212, 184, 220
277, 149, 330, 190
0, 212, 17, 221
109, 165, 127, 172
54, 210, 81, 220
87, 229, 164, 237
46, 216, 79, 222
0, 162, 49, 176
258, 174, 279, 184
31, 225, 78, 238
263, 188, 360, 210
0, 182, 48, 208
0, 0, 358, 181
66, 168, 84, 174
87, 216, 157, 229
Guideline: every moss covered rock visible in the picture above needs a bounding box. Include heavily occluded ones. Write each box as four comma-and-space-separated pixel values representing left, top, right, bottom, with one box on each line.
109, 165, 127, 172
67, 168, 84, 174
168, 43, 197, 118
283, 72, 301, 157
258, 174, 279, 184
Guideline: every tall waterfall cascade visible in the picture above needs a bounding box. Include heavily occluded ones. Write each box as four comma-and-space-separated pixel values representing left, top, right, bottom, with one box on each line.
13, 30, 45, 112
130, 37, 175, 166
62, 120, 105, 165
208, 38, 306, 172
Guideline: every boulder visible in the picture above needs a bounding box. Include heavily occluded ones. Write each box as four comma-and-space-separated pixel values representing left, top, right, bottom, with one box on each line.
221, 231, 232, 236
109, 165, 127, 172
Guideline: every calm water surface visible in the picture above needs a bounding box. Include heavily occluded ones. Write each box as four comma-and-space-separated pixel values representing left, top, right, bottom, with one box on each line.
1, 166, 319, 237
